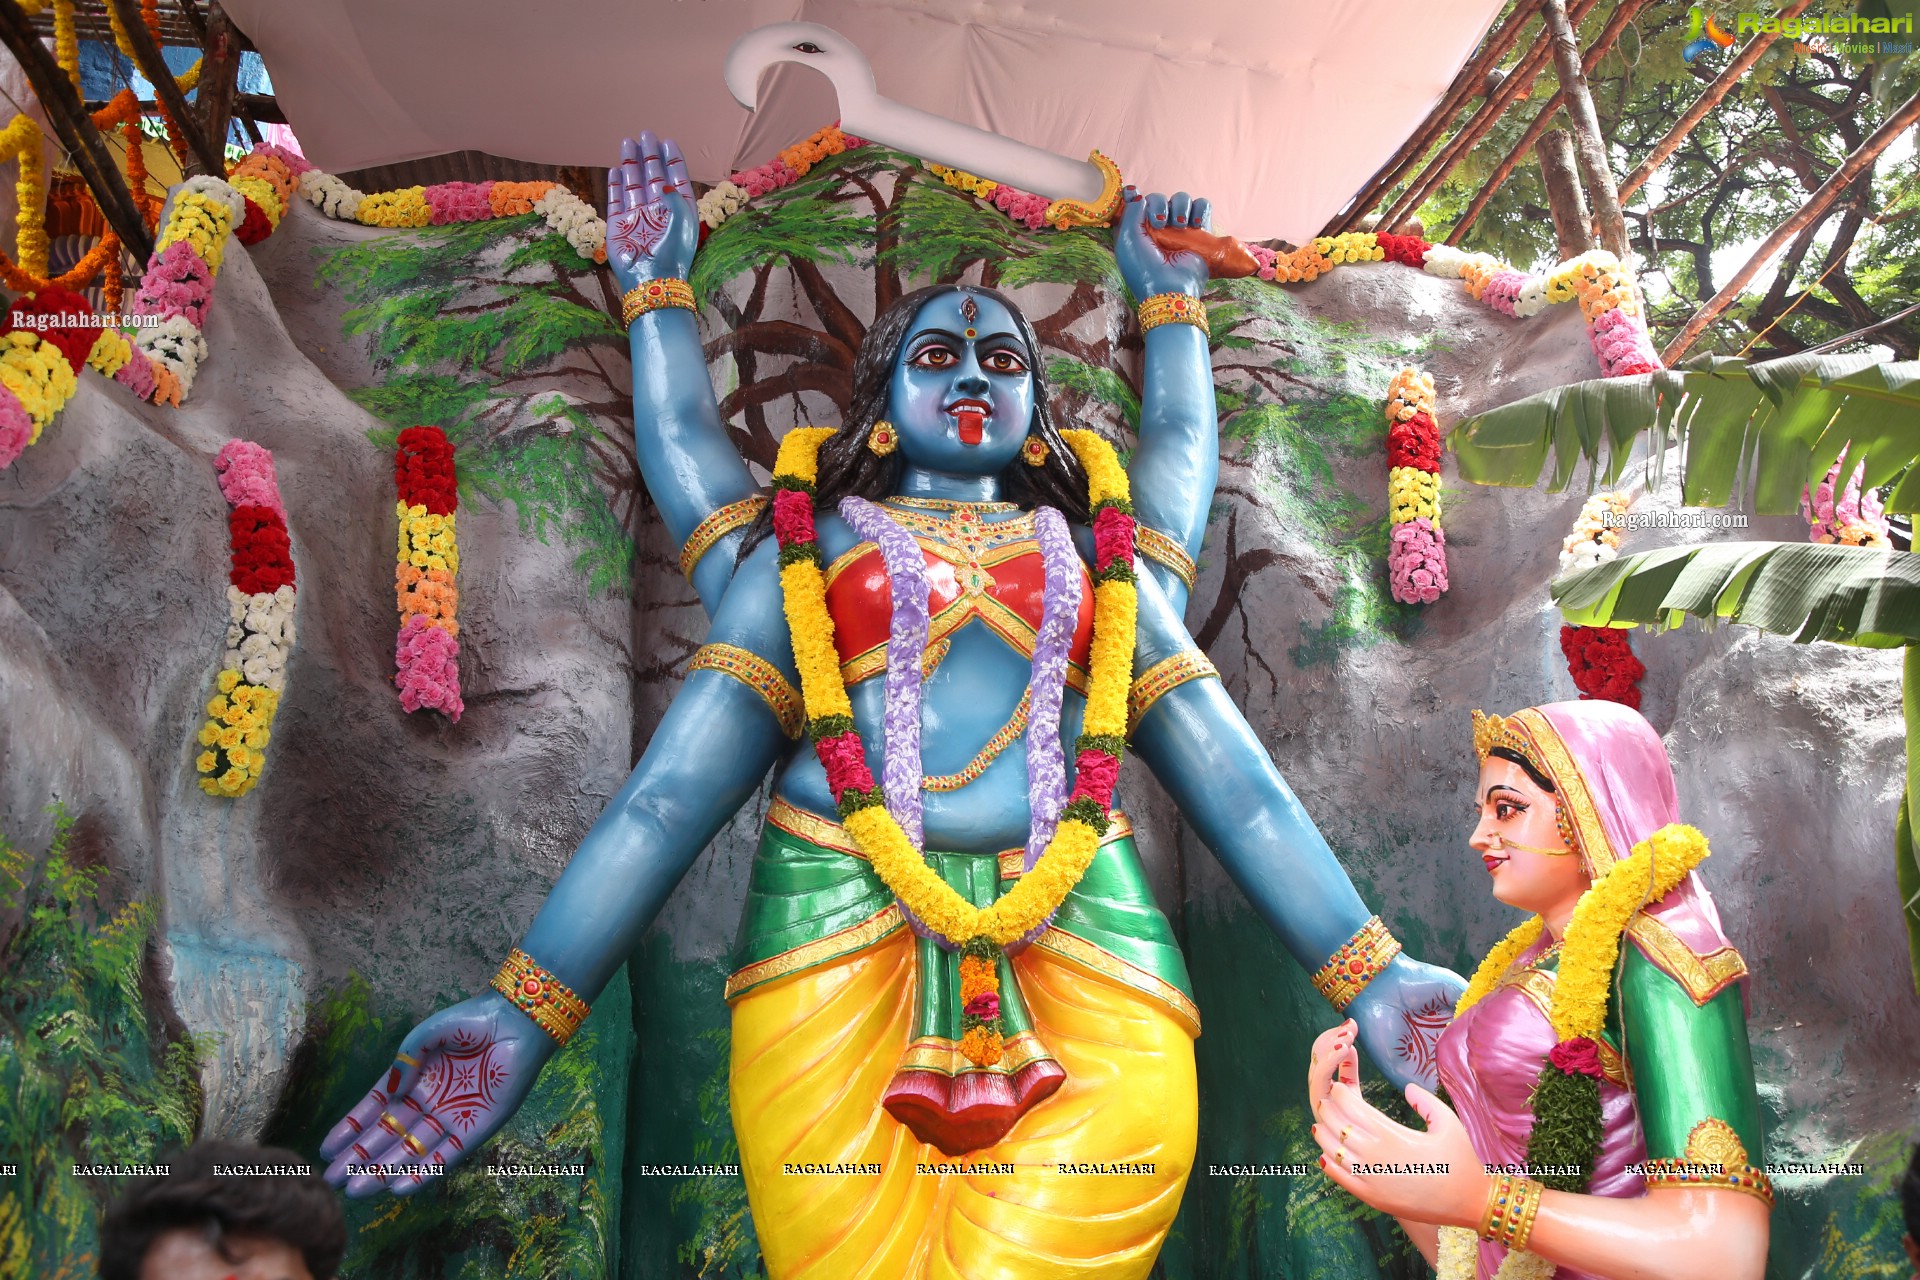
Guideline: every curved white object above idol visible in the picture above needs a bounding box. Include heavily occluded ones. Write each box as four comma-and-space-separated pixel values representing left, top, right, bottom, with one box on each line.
723, 21, 1107, 205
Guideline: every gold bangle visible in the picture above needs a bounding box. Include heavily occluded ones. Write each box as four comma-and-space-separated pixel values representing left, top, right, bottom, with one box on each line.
688, 642, 804, 738
491, 948, 591, 1046
621, 277, 696, 325
1310, 916, 1403, 1012
1127, 651, 1220, 735
1133, 524, 1197, 589
1479, 1173, 1543, 1249
679, 495, 768, 579
1137, 291, 1209, 336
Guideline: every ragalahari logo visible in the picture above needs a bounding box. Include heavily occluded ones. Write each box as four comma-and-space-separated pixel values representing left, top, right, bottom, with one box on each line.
1684, 7, 1737, 60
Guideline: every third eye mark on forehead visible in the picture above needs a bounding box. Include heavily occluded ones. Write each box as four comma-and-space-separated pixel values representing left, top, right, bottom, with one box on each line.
907, 327, 1023, 355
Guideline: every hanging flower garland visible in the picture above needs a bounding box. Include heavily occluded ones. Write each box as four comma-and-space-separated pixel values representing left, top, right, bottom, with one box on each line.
1555, 492, 1645, 709
1802, 445, 1890, 547
393, 425, 464, 720
769, 425, 1136, 1066
194, 441, 296, 798
1384, 367, 1449, 604
1436, 823, 1711, 1279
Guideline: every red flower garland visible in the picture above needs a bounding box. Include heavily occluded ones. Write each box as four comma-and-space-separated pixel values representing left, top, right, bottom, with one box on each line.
1387, 413, 1441, 472
1559, 624, 1645, 709
1, 285, 102, 373
395, 425, 458, 514
229, 505, 296, 595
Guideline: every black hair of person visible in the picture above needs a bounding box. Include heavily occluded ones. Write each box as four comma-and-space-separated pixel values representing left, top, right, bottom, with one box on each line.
1488, 746, 1559, 795
739, 283, 1091, 560
98, 1140, 346, 1280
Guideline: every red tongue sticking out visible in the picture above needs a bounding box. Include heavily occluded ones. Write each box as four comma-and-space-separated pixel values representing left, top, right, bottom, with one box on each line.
956, 410, 985, 445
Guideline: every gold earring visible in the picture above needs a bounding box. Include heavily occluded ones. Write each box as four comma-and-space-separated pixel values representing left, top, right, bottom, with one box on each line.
1021, 435, 1049, 466
1556, 803, 1577, 853
867, 420, 897, 456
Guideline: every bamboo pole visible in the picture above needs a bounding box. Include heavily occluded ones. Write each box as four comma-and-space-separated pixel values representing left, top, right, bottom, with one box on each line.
1324, 0, 1548, 235
1618, 0, 1812, 200
1374, 0, 1612, 236
1541, 0, 1627, 257
103, 0, 224, 177
1661, 88, 1920, 362
1445, 0, 1653, 243
196, 2, 241, 158
0, 0, 154, 263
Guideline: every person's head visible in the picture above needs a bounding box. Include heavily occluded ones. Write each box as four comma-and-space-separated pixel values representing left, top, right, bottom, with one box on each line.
741, 283, 1089, 556
1468, 743, 1589, 923
1902, 1140, 1920, 1273
98, 1141, 345, 1280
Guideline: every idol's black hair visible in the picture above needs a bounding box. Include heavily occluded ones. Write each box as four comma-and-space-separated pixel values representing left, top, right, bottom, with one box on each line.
739, 283, 1090, 559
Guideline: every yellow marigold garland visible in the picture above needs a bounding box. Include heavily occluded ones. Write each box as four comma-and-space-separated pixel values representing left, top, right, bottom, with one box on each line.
769, 425, 1137, 1064
357, 186, 433, 229
0, 329, 77, 442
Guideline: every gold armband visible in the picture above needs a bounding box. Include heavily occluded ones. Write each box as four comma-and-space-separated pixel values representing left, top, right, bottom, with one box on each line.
688, 642, 804, 738
1479, 1173, 1543, 1251
1311, 915, 1403, 1012
1127, 651, 1219, 735
492, 948, 590, 1046
1133, 525, 1197, 590
1137, 291, 1209, 336
1641, 1119, 1775, 1207
622, 277, 696, 325
679, 495, 768, 579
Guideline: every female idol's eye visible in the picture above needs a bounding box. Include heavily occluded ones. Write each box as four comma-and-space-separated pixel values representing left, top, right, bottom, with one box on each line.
983, 350, 1027, 374
910, 346, 955, 369
1494, 800, 1525, 821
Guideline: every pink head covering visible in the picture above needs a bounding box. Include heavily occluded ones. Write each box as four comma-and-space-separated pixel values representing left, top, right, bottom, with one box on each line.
1513, 700, 1742, 995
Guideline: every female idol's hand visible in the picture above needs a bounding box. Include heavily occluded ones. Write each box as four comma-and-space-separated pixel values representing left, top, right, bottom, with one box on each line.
1312, 1075, 1490, 1229
1115, 186, 1213, 302
606, 130, 700, 294
319, 991, 557, 1198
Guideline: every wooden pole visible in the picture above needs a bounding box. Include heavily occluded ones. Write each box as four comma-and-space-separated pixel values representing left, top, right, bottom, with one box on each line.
1445, 93, 1564, 242
196, 2, 241, 159
1386, 0, 1638, 241
1618, 0, 1812, 200
1444, 0, 1653, 244
1541, 0, 1627, 257
1537, 128, 1594, 257
1323, 0, 1548, 235
1661, 88, 1920, 362
0, 0, 154, 263
1371, 19, 1570, 234
102, 0, 224, 177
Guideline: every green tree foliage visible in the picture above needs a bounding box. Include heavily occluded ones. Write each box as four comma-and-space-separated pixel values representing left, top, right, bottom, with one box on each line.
318, 214, 638, 596
0, 804, 206, 1279
1411, 0, 1920, 359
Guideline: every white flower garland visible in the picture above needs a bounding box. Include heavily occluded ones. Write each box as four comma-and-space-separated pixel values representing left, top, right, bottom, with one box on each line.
135, 314, 209, 394
225, 583, 297, 693
1558, 491, 1632, 575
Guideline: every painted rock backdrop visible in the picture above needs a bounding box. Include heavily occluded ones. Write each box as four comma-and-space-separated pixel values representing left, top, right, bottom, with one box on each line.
0, 148, 1912, 1279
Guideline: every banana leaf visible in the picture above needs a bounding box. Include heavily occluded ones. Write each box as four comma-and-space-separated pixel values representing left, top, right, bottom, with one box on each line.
1450, 352, 1920, 515
1903, 648, 1920, 995
1551, 540, 1920, 648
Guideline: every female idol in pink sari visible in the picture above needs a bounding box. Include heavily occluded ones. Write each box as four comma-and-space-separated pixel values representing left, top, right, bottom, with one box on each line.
1306, 700, 1771, 1280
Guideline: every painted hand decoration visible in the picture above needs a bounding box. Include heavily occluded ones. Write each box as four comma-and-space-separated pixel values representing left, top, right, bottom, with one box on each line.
318, 994, 553, 1196
606, 131, 698, 292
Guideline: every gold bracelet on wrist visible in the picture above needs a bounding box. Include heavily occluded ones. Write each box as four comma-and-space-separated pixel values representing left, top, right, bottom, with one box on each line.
491, 948, 591, 1046
1480, 1173, 1544, 1251
1310, 915, 1403, 1012
622, 277, 696, 325
1137, 291, 1209, 336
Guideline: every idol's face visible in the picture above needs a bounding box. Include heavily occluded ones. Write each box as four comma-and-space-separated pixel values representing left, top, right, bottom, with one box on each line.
1468, 758, 1590, 919
887, 292, 1035, 476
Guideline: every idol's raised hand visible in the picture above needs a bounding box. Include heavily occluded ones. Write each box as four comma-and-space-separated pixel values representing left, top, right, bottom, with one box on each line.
319, 993, 555, 1197
1114, 186, 1215, 301
606, 131, 699, 293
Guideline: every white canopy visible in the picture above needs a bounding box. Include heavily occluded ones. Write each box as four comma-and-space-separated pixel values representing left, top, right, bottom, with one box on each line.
221, 0, 1505, 243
